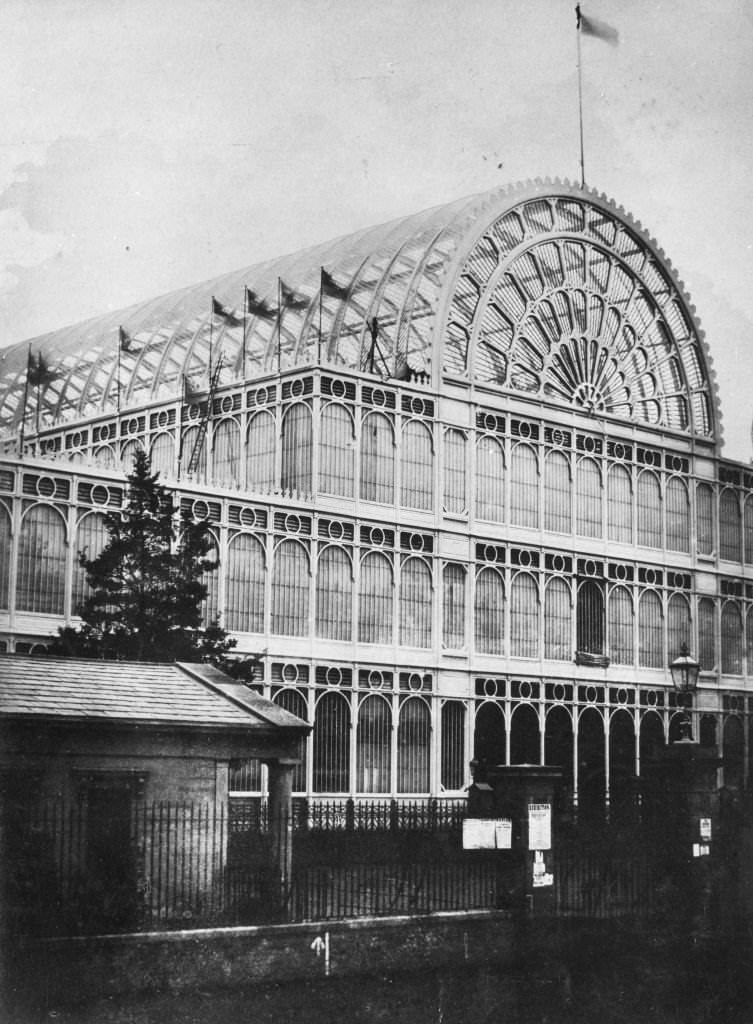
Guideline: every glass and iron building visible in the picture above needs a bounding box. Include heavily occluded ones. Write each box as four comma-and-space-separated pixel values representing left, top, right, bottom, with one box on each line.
0, 180, 748, 815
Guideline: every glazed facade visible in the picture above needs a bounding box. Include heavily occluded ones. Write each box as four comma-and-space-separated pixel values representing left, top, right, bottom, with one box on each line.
0, 182, 748, 813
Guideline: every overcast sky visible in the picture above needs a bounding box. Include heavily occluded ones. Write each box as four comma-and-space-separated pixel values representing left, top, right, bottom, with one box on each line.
1, 0, 751, 459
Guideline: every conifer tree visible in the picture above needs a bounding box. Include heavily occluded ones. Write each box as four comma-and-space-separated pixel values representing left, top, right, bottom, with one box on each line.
51, 449, 235, 662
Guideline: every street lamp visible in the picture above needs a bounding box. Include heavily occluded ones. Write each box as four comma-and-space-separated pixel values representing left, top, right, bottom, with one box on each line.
669, 643, 700, 741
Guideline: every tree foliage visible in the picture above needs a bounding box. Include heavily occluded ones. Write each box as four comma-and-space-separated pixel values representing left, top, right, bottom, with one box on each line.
50, 449, 235, 662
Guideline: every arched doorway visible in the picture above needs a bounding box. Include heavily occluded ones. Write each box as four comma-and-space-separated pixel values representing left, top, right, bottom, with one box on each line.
723, 716, 745, 790
609, 710, 636, 823
473, 701, 506, 770
510, 703, 540, 765
577, 707, 605, 823
545, 705, 574, 810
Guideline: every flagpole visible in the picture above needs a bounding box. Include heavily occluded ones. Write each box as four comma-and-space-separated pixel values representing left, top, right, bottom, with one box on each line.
209, 297, 214, 386
242, 289, 248, 382
318, 269, 323, 367
117, 327, 122, 414
576, 5, 586, 188
277, 278, 282, 375
19, 344, 31, 459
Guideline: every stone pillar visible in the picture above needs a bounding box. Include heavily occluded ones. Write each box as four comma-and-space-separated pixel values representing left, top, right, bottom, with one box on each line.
265, 758, 297, 917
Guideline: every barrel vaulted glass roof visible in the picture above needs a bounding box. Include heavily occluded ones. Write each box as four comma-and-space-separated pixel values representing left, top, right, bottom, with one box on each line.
0, 181, 720, 442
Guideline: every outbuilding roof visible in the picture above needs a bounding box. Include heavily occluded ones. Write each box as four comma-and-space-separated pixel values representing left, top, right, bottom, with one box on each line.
0, 655, 310, 735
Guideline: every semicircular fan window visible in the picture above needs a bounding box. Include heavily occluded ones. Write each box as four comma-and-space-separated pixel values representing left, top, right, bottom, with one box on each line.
446, 195, 712, 437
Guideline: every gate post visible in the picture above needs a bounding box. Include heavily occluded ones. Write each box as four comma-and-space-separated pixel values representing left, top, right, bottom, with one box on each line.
265, 757, 297, 918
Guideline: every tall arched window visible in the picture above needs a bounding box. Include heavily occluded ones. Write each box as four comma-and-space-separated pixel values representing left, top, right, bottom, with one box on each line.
473, 701, 506, 766
698, 597, 716, 671
510, 444, 539, 528
319, 403, 355, 497
180, 427, 206, 478
475, 436, 505, 522
442, 428, 466, 515
638, 590, 664, 668
401, 420, 434, 510
576, 458, 602, 538
199, 530, 220, 627
474, 566, 504, 654
0, 503, 10, 610
665, 478, 690, 553
576, 580, 605, 655
225, 533, 265, 632
313, 691, 351, 793
273, 689, 308, 791
696, 482, 714, 556
511, 572, 539, 658
246, 410, 276, 491
510, 703, 540, 765
357, 694, 391, 793
120, 439, 145, 471
667, 592, 691, 660
150, 432, 174, 478
442, 563, 466, 649
637, 471, 662, 548
608, 586, 634, 665
544, 451, 571, 533
745, 496, 753, 566
399, 556, 432, 648
397, 698, 430, 792
212, 418, 241, 485
441, 701, 466, 791
281, 403, 313, 493
271, 539, 310, 635
358, 551, 393, 644
71, 511, 108, 614
316, 545, 352, 640
360, 411, 394, 503
721, 602, 743, 674
93, 445, 117, 470
544, 578, 571, 660
607, 464, 632, 544
720, 489, 742, 561
17, 504, 67, 614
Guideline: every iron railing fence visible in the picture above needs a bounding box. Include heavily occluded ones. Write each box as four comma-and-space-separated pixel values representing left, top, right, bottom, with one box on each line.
4, 798, 664, 939
229, 797, 468, 834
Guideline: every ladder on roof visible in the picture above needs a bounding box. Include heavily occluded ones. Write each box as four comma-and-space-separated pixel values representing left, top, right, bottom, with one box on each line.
186, 357, 223, 476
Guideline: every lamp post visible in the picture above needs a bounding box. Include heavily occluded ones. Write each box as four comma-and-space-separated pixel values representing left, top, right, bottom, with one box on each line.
669, 643, 700, 742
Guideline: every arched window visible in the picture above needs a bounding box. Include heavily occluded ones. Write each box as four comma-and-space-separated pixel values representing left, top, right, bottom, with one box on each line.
150, 432, 174, 478
246, 410, 276, 491
544, 451, 571, 534
473, 701, 506, 766
511, 572, 539, 658
120, 439, 145, 471
225, 533, 265, 632
281, 403, 312, 493
747, 607, 753, 675
0, 503, 10, 610
180, 427, 206, 478
698, 597, 716, 671
577, 580, 605, 655
544, 578, 571, 660
720, 489, 742, 561
17, 504, 67, 614
212, 418, 241, 485
474, 566, 504, 654
358, 551, 393, 644
313, 691, 350, 793
745, 496, 753, 566
721, 602, 743, 674
510, 443, 539, 528
71, 511, 108, 614
723, 716, 745, 789
93, 445, 117, 469
510, 703, 540, 764
665, 478, 690, 553
271, 539, 310, 636
637, 471, 662, 548
399, 556, 432, 648
608, 586, 634, 665
607, 464, 632, 544
442, 428, 466, 515
696, 482, 714, 556
316, 546, 352, 640
319, 403, 355, 497
442, 563, 466, 649
360, 411, 394, 503
576, 458, 602, 538
273, 689, 308, 791
640, 711, 666, 766
401, 420, 434, 510
638, 590, 664, 668
397, 697, 430, 792
475, 435, 504, 522
199, 530, 220, 628
667, 592, 691, 661
357, 694, 391, 793
441, 701, 466, 790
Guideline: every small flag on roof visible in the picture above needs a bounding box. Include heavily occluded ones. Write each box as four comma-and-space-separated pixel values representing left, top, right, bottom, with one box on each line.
321, 267, 349, 302
119, 326, 140, 353
212, 297, 244, 327
245, 288, 277, 321
27, 350, 58, 388
576, 5, 619, 45
280, 280, 309, 311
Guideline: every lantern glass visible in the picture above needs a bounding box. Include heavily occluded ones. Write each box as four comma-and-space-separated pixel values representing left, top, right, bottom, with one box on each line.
669, 643, 700, 694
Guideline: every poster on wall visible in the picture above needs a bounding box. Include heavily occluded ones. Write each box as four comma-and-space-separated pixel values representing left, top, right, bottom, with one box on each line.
528, 803, 552, 850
